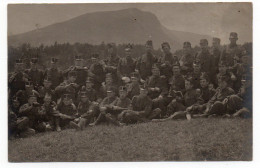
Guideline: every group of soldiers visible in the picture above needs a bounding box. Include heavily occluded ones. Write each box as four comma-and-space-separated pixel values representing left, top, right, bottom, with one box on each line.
8, 32, 252, 139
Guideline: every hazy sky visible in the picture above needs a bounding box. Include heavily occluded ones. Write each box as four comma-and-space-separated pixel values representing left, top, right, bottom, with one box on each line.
8, 3, 252, 44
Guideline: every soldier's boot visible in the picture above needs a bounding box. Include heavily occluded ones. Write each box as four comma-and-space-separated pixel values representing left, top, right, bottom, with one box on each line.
208, 101, 225, 116
170, 111, 187, 119
105, 113, 121, 126
90, 112, 106, 126
20, 128, 35, 138
78, 118, 88, 130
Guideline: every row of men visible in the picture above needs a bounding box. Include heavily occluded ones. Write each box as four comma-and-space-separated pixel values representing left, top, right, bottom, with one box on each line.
8, 32, 252, 138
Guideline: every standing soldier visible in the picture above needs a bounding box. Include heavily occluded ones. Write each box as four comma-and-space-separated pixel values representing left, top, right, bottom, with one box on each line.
117, 44, 136, 80
44, 57, 63, 90
105, 43, 120, 83
168, 63, 185, 94
136, 40, 157, 80
195, 39, 215, 83
187, 61, 203, 89
38, 76, 55, 104
158, 42, 175, 78
88, 53, 106, 91
220, 32, 246, 67
8, 59, 29, 97
211, 37, 222, 68
127, 72, 141, 99
78, 77, 100, 103
25, 58, 44, 89
99, 73, 118, 99
64, 55, 88, 87
179, 41, 194, 75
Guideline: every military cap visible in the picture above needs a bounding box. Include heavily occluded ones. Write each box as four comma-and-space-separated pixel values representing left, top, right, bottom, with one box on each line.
229, 32, 238, 39
86, 77, 94, 83
68, 71, 77, 77
161, 42, 170, 49
200, 72, 209, 81
30, 58, 38, 64
125, 44, 133, 50
213, 37, 221, 43
122, 76, 131, 83
51, 57, 58, 63
75, 55, 83, 60
172, 61, 181, 67
119, 86, 127, 92
15, 59, 23, 64
200, 39, 208, 45
28, 91, 39, 98
145, 40, 153, 47
107, 86, 116, 93
106, 73, 113, 79
183, 41, 191, 47
131, 72, 139, 79
91, 53, 99, 59
62, 93, 71, 100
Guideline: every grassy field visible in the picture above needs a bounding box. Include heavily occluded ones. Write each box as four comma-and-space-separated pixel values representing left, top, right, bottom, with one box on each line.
8, 118, 252, 162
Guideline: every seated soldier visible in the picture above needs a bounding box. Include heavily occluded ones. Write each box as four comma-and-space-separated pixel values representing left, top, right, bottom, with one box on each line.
146, 64, 168, 99
8, 107, 35, 139
199, 73, 216, 103
90, 87, 119, 126
168, 62, 185, 94
158, 42, 174, 79
38, 94, 59, 131
16, 81, 39, 106
78, 77, 100, 103
38, 76, 55, 104
118, 85, 162, 124
19, 92, 49, 132
70, 91, 100, 130
10, 97, 21, 117
54, 93, 77, 131
152, 77, 203, 122
187, 60, 203, 89
55, 71, 79, 104
189, 75, 235, 118
126, 72, 140, 99
215, 61, 235, 89
179, 41, 194, 75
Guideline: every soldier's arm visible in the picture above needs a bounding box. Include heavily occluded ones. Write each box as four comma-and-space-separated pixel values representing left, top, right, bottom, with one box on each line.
19, 104, 33, 115
138, 98, 152, 117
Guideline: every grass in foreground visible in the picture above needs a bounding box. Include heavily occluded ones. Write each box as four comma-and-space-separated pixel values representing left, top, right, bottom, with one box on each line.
8, 118, 252, 162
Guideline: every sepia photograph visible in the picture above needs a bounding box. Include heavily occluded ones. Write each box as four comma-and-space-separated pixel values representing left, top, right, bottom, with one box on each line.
7, 2, 252, 162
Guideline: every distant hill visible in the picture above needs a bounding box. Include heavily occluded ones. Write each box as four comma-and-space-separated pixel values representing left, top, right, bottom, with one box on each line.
8, 8, 211, 49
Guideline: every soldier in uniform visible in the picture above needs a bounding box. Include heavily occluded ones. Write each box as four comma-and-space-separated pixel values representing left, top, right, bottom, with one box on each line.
146, 64, 168, 99
220, 32, 246, 67
187, 60, 203, 89
78, 77, 100, 102
195, 39, 215, 83
19, 92, 49, 132
117, 44, 136, 80
211, 37, 222, 68
127, 72, 141, 99
44, 57, 63, 90
215, 61, 235, 89
136, 40, 157, 80
179, 41, 194, 75
8, 59, 29, 97
9, 97, 21, 117
55, 71, 79, 104
118, 85, 161, 123
158, 42, 175, 78
88, 53, 106, 91
38, 76, 55, 104
168, 62, 185, 94
99, 73, 118, 99
199, 73, 216, 103
55, 93, 77, 130
105, 43, 120, 83
16, 81, 39, 106
25, 58, 44, 89
64, 55, 88, 87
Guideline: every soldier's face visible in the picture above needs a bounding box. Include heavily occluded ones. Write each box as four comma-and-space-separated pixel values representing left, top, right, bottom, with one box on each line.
44, 81, 52, 88
200, 43, 208, 50
44, 97, 52, 105
28, 97, 37, 105
212, 41, 220, 48
25, 85, 33, 92
218, 80, 227, 89
51, 63, 57, 69
119, 91, 127, 99
107, 91, 115, 98
86, 82, 93, 89
145, 45, 153, 53
172, 66, 180, 75
81, 97, 88, 103
152, 69, 160, 76
125, 50, 131, 57
193, 65, 201, 73
12, 101, 20, 108
91, 58, 98, 64
30, 63, 37, 69
131, 77, 138, 83
162, 46, 170, 53
68, 76, 76, 83
229, 38, 237, 44
75, 60, 83, 67
140, 89, 148, 96
185, 81, 193, 90
219, 66, 227, 74
241, 56, 249, 65
63, 99, 71, 105
183, 45, 191, 54
200, 79, 209, 88
106, 78, 113, 84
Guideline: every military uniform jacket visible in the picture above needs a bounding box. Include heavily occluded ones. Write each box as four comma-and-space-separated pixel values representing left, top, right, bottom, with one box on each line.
187, 71, 202, 89
111, 97, 132, 109
220, 44, 245, 67
44, 68, 63, 89
117, 57, 136, 78
89, 63, 106, 84
200, 87, 216, 103
184, 89, 203, 107
8, 71, 28, 97
179, 53, 194, 70
100, 96, 118, 107
55, 81, 78, 101
127, 82, 140, 99
77, 101, 91, 116
208, 87, 235, 104
210, 47, 222, 67
146, 75, 168, 98
16, 89, 39, 106
158, 53, 174, 78
195, 50, 215, 74
131, 95, 152, 117
64, 66, 88, 86
78, 88, 98, 102
168, 74, 185, 94
56, 102, 77, 117
25, 68, 44, 87
136, 53, 157, 80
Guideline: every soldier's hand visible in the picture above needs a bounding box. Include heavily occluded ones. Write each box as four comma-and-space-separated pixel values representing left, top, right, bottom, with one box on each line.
155, 87, 160, 91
